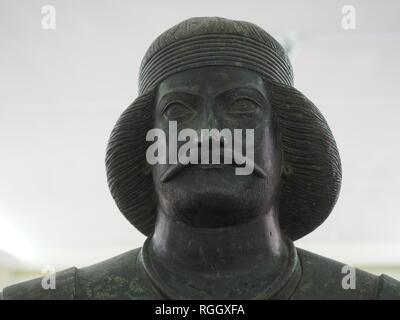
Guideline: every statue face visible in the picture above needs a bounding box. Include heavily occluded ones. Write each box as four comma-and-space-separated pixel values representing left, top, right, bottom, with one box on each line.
151, 66, 282, 228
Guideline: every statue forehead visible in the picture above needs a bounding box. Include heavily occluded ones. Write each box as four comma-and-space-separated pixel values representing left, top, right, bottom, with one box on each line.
157, 66, 266, 98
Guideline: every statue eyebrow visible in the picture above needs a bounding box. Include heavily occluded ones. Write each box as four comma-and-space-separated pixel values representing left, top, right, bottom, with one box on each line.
157, 87, 267, 108
214, 86, 267, 102
158, 91, 202, 103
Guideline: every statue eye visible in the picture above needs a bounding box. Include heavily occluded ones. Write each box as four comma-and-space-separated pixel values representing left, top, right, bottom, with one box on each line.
228, 98, 260, 115
163, 102, 194, 120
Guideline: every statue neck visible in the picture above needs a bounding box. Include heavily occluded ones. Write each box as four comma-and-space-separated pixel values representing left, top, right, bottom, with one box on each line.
140, 206, 299, 299
149, 206, 289, 274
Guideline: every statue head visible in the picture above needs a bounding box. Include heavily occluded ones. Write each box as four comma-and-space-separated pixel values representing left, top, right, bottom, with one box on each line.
105, 17, 342, 240
151, 66, 282, 228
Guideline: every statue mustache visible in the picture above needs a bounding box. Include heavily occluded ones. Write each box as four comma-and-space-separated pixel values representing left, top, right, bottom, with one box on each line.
160, 144, 267, 183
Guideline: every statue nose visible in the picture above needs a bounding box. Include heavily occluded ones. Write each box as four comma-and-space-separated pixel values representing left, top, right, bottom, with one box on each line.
206, 113, 218, 129
196, 133, 225, 164
197, 134, 225, 148
203, 100, 219, 129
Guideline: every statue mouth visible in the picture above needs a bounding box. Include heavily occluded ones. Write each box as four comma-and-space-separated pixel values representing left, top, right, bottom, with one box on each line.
197, 164, 224, 169
160, 150, 267, 183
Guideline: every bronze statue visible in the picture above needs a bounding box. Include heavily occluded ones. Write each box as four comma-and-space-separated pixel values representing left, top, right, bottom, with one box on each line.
2, 17, 400, 300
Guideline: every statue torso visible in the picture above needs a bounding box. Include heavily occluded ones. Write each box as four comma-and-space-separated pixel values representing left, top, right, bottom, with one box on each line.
3, 247, 400, 300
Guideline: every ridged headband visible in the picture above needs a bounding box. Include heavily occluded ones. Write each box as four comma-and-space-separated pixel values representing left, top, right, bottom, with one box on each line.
138, 17, 293, 94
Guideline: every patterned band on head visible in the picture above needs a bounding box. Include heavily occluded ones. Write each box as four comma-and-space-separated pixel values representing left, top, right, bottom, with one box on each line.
138, 17, 293, 94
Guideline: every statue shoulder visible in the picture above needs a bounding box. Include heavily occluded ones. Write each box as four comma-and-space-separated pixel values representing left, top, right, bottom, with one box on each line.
2, 247, 147, 300
376, 274, 400, 299
2, 267, 77, 300
76, 247, 150, 299
292, 248, 400, 300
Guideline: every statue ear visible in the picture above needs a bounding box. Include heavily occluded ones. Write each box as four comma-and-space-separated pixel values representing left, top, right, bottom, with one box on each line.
266, 80, 342, 241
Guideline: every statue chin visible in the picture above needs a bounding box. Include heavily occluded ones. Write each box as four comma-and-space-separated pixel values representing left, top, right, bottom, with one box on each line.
156, 177, 273, 228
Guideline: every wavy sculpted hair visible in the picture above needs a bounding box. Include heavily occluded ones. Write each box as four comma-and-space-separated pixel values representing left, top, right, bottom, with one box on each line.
105, 78, 342, 241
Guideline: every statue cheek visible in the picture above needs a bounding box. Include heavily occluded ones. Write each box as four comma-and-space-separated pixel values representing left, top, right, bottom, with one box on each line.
254, 127, 281, 170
